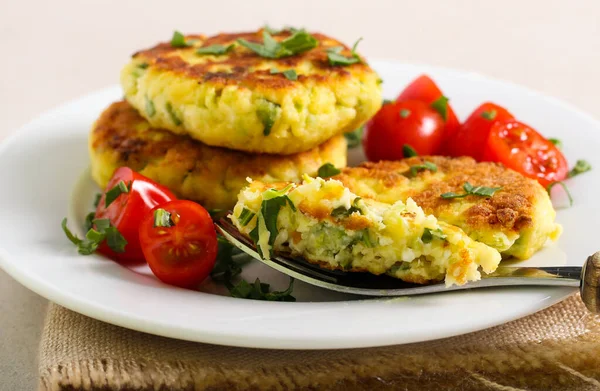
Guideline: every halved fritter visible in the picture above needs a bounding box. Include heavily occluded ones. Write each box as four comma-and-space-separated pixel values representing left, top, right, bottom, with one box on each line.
121, 28, 382, 155
89, 101, 347, 210
230, 177, 501, 286
333, 157, 562, 259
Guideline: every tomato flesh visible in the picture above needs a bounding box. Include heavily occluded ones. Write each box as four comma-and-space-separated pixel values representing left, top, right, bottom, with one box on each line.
445, 102, 514, 159
95, 167, 177, 263
483, 120, 568, 187
397, 74, 460, 139
363, 100, 445, 160
139, 200, 218, 289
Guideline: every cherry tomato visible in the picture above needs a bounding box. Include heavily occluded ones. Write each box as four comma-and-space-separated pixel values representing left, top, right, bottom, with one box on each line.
363, 100, 445, 160
445, 102, 514, 159
95, 167, 177, 263
483, 120, 568, 187
397, 75, 460, 139
139, 200, 218, 289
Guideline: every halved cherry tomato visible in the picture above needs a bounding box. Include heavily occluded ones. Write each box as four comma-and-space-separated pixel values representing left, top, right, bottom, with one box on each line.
483, 120, 568, 187
95, 167, 177, 263
397, 75, 460, 140
139, 200, 218, 289
363, 100, 445, 160
445, 102, 514, 159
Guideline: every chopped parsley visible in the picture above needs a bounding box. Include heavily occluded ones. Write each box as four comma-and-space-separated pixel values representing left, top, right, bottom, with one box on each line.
403, 144, 418, 158
317, 162, 341, 178
441, 182, 503, 199
480, 110, 497, 121
196, 43, 235, 55
137, 63, 149, 69
430, 96, 449, 121
270, 68, 298, 80
421, 228, 447, 244
228, 277, 295, 301
548, 138, 562, 149
237, 208, 256, 226
153, 209, 175, 228
145, 96, 156, 117
331, 197, 362, 218
568, 159, 592, 178
62, 218, 128, 255
237, 30, 318, 59
104, 180, 129, 208
407, 161, 437, 177
170, 31, 191, 48
327, 38, 362, 66
165, 102, 182, 126
257, 100, 280, 136
399, 109, 411, 118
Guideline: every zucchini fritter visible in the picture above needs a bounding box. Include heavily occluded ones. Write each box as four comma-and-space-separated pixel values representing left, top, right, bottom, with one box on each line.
89, 101, 347, 210
333, 157, 562, 259
121, 28, 382, 154
230, 177, 501, 286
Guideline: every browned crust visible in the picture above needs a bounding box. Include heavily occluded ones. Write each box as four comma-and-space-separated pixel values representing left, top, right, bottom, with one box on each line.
91, 101, 346, 177
335, 156, 543, 232
132, 29, 372, 89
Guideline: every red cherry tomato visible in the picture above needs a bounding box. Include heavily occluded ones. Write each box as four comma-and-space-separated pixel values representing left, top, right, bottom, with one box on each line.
139, 200, 218, 289
483, 120, 568, 187
363, 100, 445, 160
397, 75, 460, 139
445, 102, 514, 160
95, 167, 177, 263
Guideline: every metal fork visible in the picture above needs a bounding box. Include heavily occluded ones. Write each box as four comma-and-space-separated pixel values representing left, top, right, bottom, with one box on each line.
215, 219, 600, 313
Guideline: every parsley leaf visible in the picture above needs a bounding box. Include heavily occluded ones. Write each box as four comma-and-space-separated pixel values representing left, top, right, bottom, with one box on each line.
403, 144, 418, 158
421, 228, 447, 243
257, 100, 280, 136
331, 197, 362, 218
568, 159, 592, 178
327, 38, 362, 66
170, 31, 191, 48
93, 193, 102, 208
62, 218, 128, 255
408, 161, 437, 177
145, 96, 156, 117
228, 277, 295, 301
153, 208, 175, 228
344, 126, 364, 148
105, 180, 129, 208
165, 102, 182, 126
480, 110, 497, 121
196, 43, 235, 55
317, 162, 341, 178
441, 182, 503, 199
548, 138, 562, 149
430, 96, 449, 121
270, 68, 298, 80
546, 181, 573, 207
237, 30, 317, 59
84, 212, 96, 232
237, 208, 256, 226
210, 237, 246, 283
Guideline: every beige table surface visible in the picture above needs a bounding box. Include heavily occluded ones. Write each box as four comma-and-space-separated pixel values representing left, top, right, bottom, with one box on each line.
1, 0, 599, 389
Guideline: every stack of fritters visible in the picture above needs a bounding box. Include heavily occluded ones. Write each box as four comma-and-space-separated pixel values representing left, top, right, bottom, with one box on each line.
89, 29, 383, 209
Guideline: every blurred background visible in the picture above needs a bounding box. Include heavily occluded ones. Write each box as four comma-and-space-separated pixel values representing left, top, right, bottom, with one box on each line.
0, 0, 598, 389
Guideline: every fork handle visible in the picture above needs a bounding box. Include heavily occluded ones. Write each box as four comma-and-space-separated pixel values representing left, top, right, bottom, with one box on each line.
581, 252, 600, 313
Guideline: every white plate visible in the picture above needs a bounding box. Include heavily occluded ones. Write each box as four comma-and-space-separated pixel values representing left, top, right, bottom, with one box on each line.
0, 60, 598, 350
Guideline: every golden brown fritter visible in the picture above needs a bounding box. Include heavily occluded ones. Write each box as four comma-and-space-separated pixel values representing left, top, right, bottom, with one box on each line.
89, 101, 347, 210
333, 156, 561, 259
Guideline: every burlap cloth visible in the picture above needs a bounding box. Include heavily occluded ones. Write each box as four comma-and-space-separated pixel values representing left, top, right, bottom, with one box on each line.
39, 293, 600, 391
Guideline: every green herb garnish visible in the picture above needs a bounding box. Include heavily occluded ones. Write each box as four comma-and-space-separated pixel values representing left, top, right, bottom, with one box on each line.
403, 144, 418, 158
270, 68, 298, 80
383, 99, 393, 105
137, 63, 149, 69
421, 228, 447, 243
331, 197, 362, 218
546, 181, 573, 207
327, 38, 362, 66
548, 138, 562, 149
237, 30, 317, 59
238, 208, 256, 226
145, 96, 156, 117
170, 31, 191, 48
408, 161, 437, 177
153, 208, 175, 228
228, 277, 296, 301
344, 126, 364, 148
165, 102, 182, 126
441, 182, 502, 199
480, 110, 497, 121
104, 180, 129, 208
196, 43, 235, 55
430, 96, 449, 121
568, 159, 592, 178
317, 162, 341, 178
399, 109, 411, 118
257, 100, 280, 136
62, 218, 128, 255
93, 193, 102, 208
84, 212, 96, 232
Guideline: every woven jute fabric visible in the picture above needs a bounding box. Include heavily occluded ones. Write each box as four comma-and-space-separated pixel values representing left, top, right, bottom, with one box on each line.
39, 293, 600, 391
